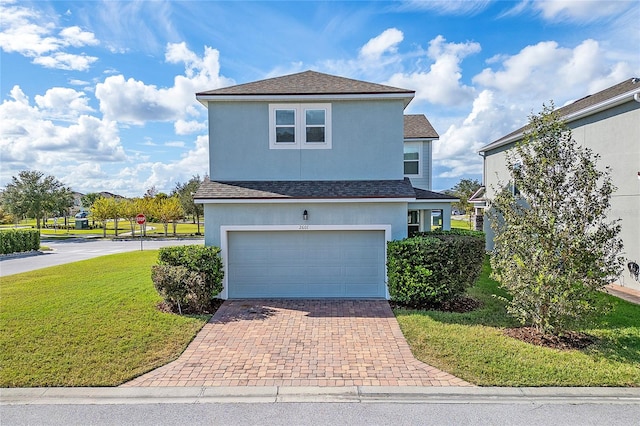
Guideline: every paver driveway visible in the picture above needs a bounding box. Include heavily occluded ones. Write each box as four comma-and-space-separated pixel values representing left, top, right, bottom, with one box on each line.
124, 300, 472, 387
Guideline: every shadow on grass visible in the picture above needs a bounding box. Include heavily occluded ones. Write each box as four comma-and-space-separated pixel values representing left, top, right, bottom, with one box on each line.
394, 259, 640, 364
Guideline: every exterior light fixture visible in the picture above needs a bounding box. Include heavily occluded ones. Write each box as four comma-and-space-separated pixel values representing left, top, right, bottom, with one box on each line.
303, 210, 308, 220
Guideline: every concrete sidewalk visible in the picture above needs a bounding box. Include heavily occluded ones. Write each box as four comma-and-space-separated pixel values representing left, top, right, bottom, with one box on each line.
2, 386, 640, 405
605, 284, 640, 305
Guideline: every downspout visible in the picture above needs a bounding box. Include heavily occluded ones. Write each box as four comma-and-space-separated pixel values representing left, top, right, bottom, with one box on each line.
634, 93, 640, 103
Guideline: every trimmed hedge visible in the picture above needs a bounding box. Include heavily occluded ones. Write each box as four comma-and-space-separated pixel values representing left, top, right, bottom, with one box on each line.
0, 229, 40, 255
387, 230, 485, 306
152, 245, 224, 314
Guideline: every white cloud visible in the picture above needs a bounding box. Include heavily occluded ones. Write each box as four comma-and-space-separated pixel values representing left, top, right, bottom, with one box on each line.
386, 35, 480, 106
359, 28, 404, 60
142, 135, 210, 193
58, 26, 99, 47
32, 51, 98, 71
174, 119, 207, 135
0, 85, 126, 186
0, 1, 100, 71
434, 89, 514, 179
95, 43, 234, 125
473, 39, 632, 101
34, 87, 94, 119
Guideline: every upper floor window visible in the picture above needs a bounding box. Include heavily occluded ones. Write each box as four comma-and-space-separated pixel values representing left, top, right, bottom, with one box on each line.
404, 143, 421, 177
269, 103, 332, 149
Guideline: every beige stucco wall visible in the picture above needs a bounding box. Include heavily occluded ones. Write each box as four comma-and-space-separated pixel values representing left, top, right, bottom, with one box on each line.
482, 100, 640, 290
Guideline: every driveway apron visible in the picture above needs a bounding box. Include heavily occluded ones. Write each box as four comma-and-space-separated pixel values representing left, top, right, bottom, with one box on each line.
123, 300, 472, 387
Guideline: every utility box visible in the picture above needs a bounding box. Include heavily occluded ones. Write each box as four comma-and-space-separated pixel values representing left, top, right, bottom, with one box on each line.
75, 211, 89, 229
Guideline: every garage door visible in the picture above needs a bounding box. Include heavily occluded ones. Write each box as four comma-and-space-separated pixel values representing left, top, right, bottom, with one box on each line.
227, 230, 386, 298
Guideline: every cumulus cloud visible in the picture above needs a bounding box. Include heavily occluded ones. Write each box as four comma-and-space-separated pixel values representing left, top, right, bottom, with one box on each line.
174, 119, 207, 135
386, 35, 480, 106
0, 1, 99, 71
473, 39, 633, 101
433, 90, 515, 179
0, 85, 126, 185
34, 87, 94, 119
95, 43, 234, 125
141, 135, 210, 193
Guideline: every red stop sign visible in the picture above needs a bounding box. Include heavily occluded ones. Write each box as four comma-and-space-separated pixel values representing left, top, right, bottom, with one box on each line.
136, 214, 146, 225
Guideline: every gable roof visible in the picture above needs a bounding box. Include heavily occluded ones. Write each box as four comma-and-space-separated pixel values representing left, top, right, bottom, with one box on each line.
404, 114, 439, 139
480, 77, 640, 153
194, 178, 418, 201
196, 70, 415, 106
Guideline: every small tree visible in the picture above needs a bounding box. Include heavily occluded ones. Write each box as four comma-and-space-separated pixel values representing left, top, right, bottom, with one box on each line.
445, 178, 481, 228
90, 196, 115, 237
487, 104, 624, 334
155, 196, 184, 236
173, 175, 204, 235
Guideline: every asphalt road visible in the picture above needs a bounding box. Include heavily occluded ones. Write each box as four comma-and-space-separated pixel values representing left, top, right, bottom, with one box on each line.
2, 401, 639, 426
0, 238, 204, 277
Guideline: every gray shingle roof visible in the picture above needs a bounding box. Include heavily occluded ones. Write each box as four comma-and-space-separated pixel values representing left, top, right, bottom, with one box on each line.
414, 188, 458, 200
481, 77, 640, 152
197, 70, 415, 97
404, 114, 439, 139
194, 179, 420, 200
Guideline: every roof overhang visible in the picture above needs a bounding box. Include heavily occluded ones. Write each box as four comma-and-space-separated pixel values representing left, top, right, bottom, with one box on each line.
196, 92, 415, 108
479, 87, 640, 154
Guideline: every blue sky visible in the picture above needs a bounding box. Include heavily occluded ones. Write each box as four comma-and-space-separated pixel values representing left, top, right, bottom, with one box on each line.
1, 0, 638, 196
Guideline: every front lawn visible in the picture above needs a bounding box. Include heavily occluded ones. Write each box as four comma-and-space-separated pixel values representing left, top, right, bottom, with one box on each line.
0, 251, 208, 387
395, 259, 640, 386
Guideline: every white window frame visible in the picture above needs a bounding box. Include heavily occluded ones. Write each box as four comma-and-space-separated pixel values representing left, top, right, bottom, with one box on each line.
403, 142, 422, 177
269, 103, 332, 149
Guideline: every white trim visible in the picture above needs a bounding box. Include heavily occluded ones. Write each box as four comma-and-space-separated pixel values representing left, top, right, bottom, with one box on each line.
268, 103, 332, 150
195, 197, 415, 204
403, 141, 422, 178
219, 224, 392, 300
197, 92, 415, 107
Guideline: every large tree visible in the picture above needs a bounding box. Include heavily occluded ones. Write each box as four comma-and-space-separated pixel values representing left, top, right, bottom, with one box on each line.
1, 170, 73, 229
172, 175, 204, 235
487, 104, 624, 334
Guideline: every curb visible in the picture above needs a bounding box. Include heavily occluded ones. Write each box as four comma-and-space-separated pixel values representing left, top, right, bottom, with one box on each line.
2, 386, 640, 405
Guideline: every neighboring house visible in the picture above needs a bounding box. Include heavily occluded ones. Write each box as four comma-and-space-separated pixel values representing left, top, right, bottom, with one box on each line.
194, 70, 457, 299
478, 77, 640, 290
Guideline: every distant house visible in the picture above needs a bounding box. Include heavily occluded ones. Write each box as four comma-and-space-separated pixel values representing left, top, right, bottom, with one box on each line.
478, 78, 640, 289
194, 70, 456, 299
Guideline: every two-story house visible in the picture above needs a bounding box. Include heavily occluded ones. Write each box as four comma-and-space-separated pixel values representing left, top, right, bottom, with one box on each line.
478, 77, 640, 290
194, 70, 456, 299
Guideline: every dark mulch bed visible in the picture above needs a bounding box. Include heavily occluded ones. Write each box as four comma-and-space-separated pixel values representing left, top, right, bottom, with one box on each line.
157, 298, 224, 316
503, 327, 597, 350
390, 296, 483, 313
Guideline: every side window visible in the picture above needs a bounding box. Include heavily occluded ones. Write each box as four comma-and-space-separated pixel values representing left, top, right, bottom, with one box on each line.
404, 143, 421, 176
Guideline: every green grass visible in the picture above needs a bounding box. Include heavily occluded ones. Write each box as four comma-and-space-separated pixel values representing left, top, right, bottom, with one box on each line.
0, 251, 208, 387
395, 259, 640, 386
2, 219, 204, 237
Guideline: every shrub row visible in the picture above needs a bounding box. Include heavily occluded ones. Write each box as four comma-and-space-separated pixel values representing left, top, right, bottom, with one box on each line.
387, 230, 485, 307
0, 229, 40, 255
151, 245, 224, 314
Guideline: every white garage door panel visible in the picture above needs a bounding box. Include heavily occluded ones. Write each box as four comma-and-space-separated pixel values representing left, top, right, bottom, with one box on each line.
228, 230, 385, 298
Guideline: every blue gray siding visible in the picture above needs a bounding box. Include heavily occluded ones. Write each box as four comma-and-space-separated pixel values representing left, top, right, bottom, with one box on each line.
207, 100, 405, 181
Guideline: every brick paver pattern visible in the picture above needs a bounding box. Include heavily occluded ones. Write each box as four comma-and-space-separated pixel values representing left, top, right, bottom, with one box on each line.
124, 300, 472, 387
